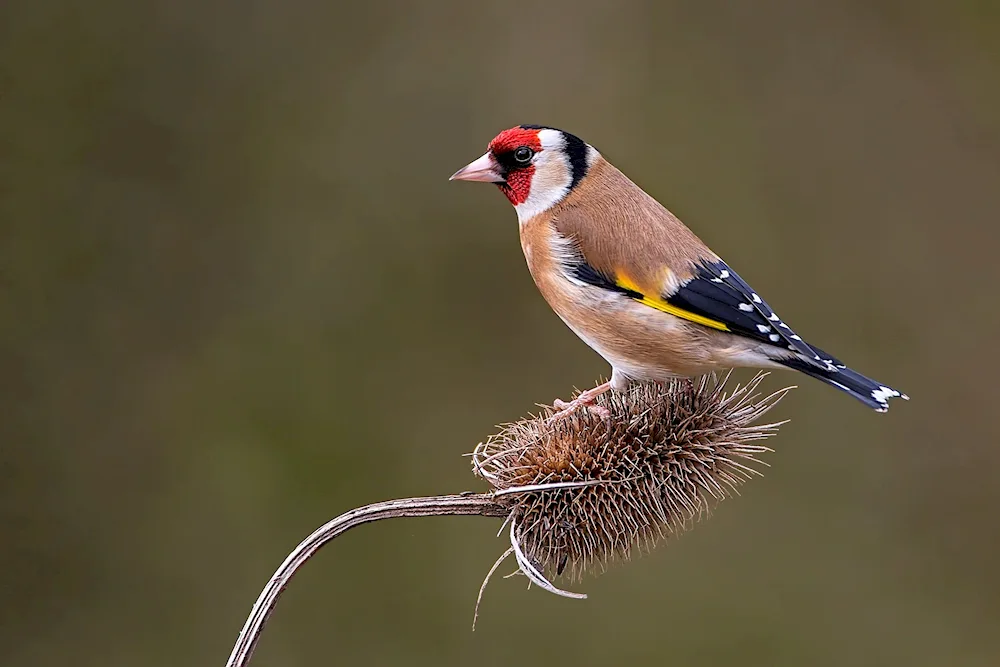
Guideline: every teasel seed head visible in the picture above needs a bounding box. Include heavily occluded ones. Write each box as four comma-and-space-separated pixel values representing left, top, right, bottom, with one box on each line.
472, 372, 792, 601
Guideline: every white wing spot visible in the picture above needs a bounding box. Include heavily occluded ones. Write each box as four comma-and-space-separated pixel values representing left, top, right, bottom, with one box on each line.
738, 303, 753, 312
790, 334, 802, 341
778, 322, 790, 329
752, 293, 762, 303
719, 269, 730, 279
711, 277, 724, 283
756, 324, 772, 333
769, 333, 780, 342
768, 313, 780, 321
788, 345, 797, 351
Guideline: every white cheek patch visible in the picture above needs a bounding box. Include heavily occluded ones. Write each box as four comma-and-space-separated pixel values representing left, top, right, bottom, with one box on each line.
514, 129, 573, 224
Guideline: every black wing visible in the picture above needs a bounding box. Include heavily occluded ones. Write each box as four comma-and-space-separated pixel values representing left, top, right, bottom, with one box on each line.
567, 255, 839, 371
667, 259, 839, 370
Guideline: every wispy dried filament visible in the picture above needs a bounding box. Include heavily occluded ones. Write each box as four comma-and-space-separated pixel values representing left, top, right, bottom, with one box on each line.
472, 372, 791, 599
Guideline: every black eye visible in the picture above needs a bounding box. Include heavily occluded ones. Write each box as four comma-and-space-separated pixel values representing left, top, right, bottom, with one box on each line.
513, 146, 534, 164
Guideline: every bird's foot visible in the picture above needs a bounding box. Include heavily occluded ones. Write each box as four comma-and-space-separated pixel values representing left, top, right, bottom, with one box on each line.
549, 382, 612, 421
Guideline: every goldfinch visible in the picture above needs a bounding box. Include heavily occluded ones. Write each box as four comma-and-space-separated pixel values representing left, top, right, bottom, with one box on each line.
450, 125, 907, 416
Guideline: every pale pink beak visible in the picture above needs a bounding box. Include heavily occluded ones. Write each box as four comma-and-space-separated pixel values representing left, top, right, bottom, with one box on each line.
449, 152, 505, 183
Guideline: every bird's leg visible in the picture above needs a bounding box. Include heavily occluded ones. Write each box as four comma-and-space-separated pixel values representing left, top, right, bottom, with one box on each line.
550, 381, 612, 420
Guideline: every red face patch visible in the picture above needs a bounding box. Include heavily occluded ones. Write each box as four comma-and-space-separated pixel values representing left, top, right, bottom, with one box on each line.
488, 127, 542, 155
488, 127, 542, 206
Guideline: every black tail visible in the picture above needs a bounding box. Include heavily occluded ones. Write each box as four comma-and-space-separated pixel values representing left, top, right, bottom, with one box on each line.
777, 348, 908, 412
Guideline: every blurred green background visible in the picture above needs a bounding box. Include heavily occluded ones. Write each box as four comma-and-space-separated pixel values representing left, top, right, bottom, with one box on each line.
2, 1, 999, 665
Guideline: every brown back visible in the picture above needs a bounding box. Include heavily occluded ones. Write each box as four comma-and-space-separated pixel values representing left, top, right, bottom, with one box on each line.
549, 157, 716, 294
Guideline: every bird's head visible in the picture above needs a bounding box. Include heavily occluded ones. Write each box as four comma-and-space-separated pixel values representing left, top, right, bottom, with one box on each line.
450, 125, 597, 222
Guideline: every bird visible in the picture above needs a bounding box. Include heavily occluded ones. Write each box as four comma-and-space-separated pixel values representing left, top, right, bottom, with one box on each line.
450, 125, 907, 418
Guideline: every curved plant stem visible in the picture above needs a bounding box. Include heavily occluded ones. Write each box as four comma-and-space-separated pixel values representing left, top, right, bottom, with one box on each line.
225, 493, 507, 667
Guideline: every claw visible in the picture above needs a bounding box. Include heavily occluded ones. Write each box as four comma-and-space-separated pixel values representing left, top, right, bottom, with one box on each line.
549, 381, 612, 421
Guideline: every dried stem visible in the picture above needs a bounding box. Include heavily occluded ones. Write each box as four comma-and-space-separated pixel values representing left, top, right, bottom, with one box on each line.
225, 493, 507, 667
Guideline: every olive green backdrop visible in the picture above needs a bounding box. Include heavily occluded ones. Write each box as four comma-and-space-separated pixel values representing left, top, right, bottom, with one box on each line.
3, 1, 999, 665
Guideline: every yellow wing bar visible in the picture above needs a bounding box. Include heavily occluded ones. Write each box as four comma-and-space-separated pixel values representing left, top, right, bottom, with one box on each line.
615, 275, 731, 332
